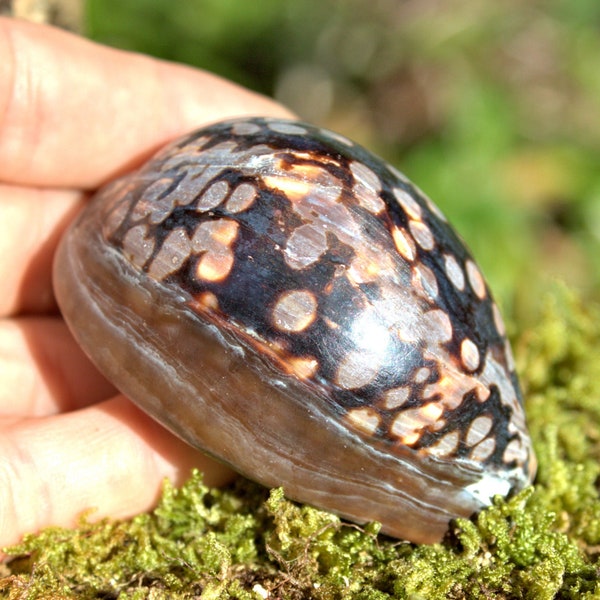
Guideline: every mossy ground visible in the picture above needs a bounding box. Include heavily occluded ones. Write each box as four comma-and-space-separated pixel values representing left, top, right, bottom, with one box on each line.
2, 284, 600, 599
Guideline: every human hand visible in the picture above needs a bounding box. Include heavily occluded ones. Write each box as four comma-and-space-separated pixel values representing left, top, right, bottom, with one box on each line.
0, 16, 294, 551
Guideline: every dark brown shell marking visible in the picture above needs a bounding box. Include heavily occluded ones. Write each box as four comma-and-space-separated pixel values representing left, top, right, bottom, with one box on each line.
53, 117, 536, 543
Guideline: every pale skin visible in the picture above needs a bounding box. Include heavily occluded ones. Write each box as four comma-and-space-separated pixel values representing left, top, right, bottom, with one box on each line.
0, 17, 294, 552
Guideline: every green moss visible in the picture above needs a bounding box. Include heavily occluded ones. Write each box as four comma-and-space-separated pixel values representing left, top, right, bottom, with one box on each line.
2, 284, 600, 599
1, 476, 270, 598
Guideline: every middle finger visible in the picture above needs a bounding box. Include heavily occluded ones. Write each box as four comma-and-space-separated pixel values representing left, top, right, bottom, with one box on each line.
0, 316, 116, 417
0, 183, 85, 317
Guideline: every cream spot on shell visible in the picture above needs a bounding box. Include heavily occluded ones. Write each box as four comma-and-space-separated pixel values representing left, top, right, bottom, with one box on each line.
348, 253, 392, 284
427, 430, 459, 458
492, 303, 506, 337
461, 338, 480, 371
122, 224, 154, 269
470, 437, 496, 462
419, 402, 444, 423
191, 219, 239, 252
503, 438, 526, 466
424, 194, 448, 222
465, 415, 493, 447
197, 180, 229, 211
398, 314, 422, 342
409, 219, 435, 251
388, 165, 410, 184
336, 350, 380, 389
226, 183, 257, 213
346, 407, 381, 436
148, 228, 191, 280
390, 402, 444, 445
350, 161, 384, 214
321, 128, 354, 146
231, 121, 261, 135
191, 219, 238, 282
267, 121, 308, 135
350, 161, 381, 192
194, 291, 219, 311
505, 339, 516, 372
423, 309, 453, 343
412, 264, 438, 300
142, 177, 175, 225
136, 177, 176, 224
466, 259, 486, 299
444, 253, 465, 291
323, 316, 340, 330
179, 165, 230, 204
284, 224, 329, 270
196, 248, 235, 282
393, 188, 423, 220
272, 290, 318, 333
382, 386, 410, 409
356, 188, 385, 214
265, 163, 341, 205
212, 220, 239, 245
287, 356, 319, 380
391, 226, 416, 261
431, 418, 447, 431
414, 367, 430, 384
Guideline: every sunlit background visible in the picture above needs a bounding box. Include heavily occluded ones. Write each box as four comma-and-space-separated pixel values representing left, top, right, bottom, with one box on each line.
84, 0, 600, 319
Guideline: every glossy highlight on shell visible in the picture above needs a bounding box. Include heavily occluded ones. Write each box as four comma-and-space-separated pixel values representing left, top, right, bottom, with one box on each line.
53, 117, 536, 543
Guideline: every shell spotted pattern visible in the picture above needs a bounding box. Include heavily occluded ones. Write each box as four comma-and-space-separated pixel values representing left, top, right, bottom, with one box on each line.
98, 117, 534, 487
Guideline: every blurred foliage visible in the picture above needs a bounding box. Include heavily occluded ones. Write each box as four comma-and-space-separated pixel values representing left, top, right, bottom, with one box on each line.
86, 0, 600, 314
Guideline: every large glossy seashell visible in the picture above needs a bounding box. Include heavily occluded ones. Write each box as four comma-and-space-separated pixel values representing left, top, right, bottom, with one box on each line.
53, 117, 536, 543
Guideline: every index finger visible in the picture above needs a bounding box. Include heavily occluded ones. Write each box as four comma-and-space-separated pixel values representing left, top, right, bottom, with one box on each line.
0, 17, 294, 189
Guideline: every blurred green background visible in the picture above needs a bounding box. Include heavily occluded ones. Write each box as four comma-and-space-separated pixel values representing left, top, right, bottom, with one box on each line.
86, 0, 600, 320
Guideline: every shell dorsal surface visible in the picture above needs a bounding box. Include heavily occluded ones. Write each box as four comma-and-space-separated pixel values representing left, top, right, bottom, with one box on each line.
53, 117, 536, 543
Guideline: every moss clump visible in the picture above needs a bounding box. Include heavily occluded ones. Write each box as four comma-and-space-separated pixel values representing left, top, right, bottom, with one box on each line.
1, 474, 271, 599
2, 284, 600, 599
